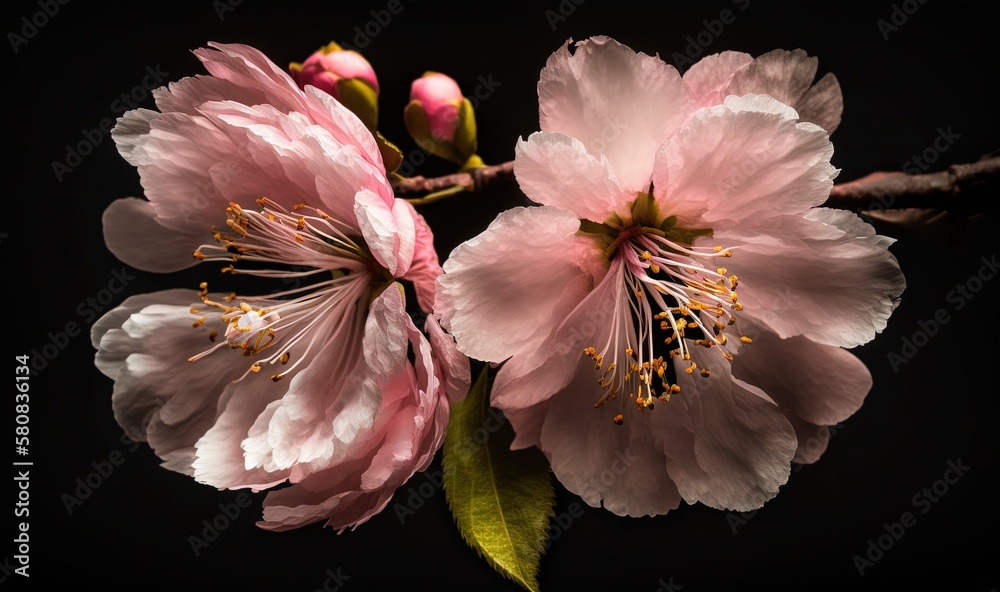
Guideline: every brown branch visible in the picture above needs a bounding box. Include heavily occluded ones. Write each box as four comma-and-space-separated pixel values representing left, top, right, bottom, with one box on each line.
823, 154, 999, 214
392, 161, 516, 197
392, 155, 1000, 215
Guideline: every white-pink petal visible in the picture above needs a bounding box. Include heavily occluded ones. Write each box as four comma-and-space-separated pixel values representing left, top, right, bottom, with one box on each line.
513, 132, 626, 222
682, 50, 753, 107
437, 205, 604, 364
653, 94, 836, 227
102, 198, 208, 273
724, 48, 843, 133
538, 36, 697, 192
711, 212, 905, 348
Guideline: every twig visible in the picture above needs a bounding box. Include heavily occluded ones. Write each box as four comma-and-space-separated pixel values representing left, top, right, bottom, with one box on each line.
391, 155, 999, 215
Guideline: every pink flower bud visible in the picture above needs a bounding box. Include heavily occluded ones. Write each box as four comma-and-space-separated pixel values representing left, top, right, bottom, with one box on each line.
409, 72, 464, 142
289, 42, 379, 98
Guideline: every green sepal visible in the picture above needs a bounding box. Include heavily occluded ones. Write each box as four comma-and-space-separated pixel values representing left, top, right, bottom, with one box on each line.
443, 367, 554, 592
403, 100, 465, 164
452, 97, 478, 161
376, 132, 403, 175
577, 219, 617, 254
664, 226, 713, 244
629, 190, 663, 227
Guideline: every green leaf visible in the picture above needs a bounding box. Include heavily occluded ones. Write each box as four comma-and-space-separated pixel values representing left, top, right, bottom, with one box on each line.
443, 367, 554, 592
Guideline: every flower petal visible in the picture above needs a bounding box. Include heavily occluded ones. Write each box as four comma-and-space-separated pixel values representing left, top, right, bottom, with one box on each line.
363, 284, 409, 380
437, 205, 604, 363
653, 94, 836, 227
102, 198, 207, 273
513, 132, 626, 222
731, 316, 872, 427
724, 48, 843, 133
538, 358, 683, 517
538, 36, 696, 192
93, 290, 239, 476
400, 201, 443, 313
490, 257, 622, 411
425, 314, 472, 404
353, 189, 416, 277
259, 315, 449, 532
712, 210, 905, 348
656, 348, 798, 511
683, 51, 753, 107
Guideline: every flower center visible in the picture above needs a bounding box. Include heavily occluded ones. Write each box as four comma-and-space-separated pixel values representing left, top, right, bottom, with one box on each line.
580, 191, 753, 425
185, 199, 374, 383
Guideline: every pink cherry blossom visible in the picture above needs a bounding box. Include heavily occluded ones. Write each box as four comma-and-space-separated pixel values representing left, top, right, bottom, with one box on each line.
409, 72, 464, 142
437, 37, 904, 517
92, 42, 468, 532
289, 42, 380, 98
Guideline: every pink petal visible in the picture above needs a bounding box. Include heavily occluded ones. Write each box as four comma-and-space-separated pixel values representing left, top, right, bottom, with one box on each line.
711, 210, 905, 348
353, 190, 416, 277
731, 316, 872, 427
102, 198, 207, 273
193, 43, 307, 114
538, 360, 683, 517
191, 374, 292, 490
513, 132, 627, 222
538, 36, 697, 192
490, 257, 623, 411
400, 201, 443, 313
93, 290, 242, 476
653, 94, 836, 227
241, 291, 378, 476
363, 284, 409, 380
259, 316, 449, 532
425, 314, 472, 404
683, 51, 753, 106
655, 348, 798, 511
724, 48, 843, 133
437, 205, 604, 364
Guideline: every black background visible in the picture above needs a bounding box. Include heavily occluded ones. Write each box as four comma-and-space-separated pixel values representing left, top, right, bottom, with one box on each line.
5, 0, 999, 590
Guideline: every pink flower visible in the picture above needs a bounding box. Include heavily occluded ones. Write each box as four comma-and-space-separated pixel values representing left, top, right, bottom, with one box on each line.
404, 72, 481, 168
289, 42, 380, 133
408, 72, 463, 142
92, 42, 469, 532
289, 42, 379, 99
436, 37, 904, 516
